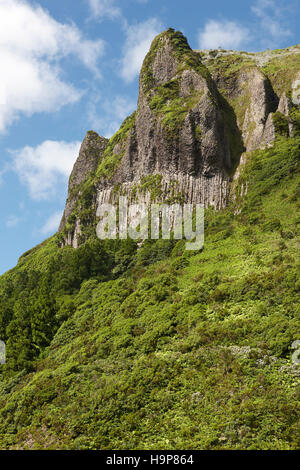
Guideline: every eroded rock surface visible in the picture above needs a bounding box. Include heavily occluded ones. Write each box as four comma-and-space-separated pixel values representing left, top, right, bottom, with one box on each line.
59, 131, 108, 235
58, 30, 300, 247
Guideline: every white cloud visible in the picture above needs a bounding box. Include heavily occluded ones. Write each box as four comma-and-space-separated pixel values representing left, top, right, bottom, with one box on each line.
251, 0, 291, 43
0, 0, 106, 132
40, 211, 63, 235
120, 18, 163, 82
87, 0, 121, 19
198, 20, 249, 50
88, 95, 136, 137
86, 4, 162, 82
87, 0, 148, 21
6, 215, 20, 228
10, 140, 81, 200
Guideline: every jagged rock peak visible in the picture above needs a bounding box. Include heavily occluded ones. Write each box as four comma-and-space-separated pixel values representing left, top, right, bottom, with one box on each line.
139, 28, 211, 96
58, 31, 300, 249
59, 130, 108, 233
92, 29, 236, 215
69, 131, 108, 192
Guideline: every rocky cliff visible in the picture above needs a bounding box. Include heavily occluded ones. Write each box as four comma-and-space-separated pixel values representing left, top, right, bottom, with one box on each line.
59, 131, 108, 247
59, 29, 300, 247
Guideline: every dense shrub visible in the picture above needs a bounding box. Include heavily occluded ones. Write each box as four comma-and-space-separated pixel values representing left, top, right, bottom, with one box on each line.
0, 136, 299, 449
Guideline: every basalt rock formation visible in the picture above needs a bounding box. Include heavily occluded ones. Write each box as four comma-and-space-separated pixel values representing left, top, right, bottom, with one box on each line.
59, 131, 108, 247
59, 29, 300, 247
1, 30, 300, 452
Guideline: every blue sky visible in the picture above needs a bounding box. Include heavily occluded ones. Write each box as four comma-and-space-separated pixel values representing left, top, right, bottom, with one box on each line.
0, 0, 299, 274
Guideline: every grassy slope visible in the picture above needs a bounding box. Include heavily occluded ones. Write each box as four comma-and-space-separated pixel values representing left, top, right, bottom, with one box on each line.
0, 136, 299, 450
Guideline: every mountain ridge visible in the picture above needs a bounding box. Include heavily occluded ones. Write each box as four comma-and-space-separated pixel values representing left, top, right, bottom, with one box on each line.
58, 29, 300, 248
0, 29, 299, 451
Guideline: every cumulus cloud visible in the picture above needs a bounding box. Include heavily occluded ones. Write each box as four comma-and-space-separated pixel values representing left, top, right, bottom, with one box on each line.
6, 215, 20, 228
198, 1, 293, 52
198, 20, 249, 50
10, 140, 81, 200
0, 0, 105, 132
88, 94, 136, 137
87, 0, 121, 20
120, 18, 163, 82
40, 211, 63, 235
86, 3, 162, 82
87, 0, 149, 21
251, 0, 291, 44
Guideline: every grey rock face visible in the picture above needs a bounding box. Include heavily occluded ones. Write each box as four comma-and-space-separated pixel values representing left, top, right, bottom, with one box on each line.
95, 31, 233, 212
211, 64, 278, 152
69, 131, 108, 191
278, 93, 292, 115
58, 30, 300, 248
260, 113, 276, 148
151, 36, 179, 85
239, 68, 278, 151
59, 131, 108, 233
277, 93, 295, 136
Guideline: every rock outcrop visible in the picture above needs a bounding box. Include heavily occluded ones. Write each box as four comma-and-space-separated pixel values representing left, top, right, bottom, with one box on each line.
59, 30, 300, 247
59, 131, 108, 234
95, 30, 236, 214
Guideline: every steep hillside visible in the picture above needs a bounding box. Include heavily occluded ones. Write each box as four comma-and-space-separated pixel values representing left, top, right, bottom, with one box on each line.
0, 30, 299, 450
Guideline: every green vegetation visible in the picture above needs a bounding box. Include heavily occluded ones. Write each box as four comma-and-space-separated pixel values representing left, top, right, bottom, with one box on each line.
138, 174, 163, 200
289, 105, 300, 137
204, 53, 256, 81
204, 49, 300, 149
59, 174, 97, 245
272, 112, 290, 137
262, 54, 300, 96
204, 49, 300, 99
128, 176, 185, 204
139, 28, 216, 140
149, 79, 204, 138
141, 28, 211, 94
218, 93, 245, 171
233, 136, 300, 214
204, 54, 257, 153
0, 135, 299, 449
0, 36, 300, 451
195, 125, 202, 140
59, 112, 137, 244
96, 112, 136, 180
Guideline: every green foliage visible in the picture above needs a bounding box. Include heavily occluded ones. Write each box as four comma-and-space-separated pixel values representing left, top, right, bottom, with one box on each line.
205, 53, 256, 80
218, 93, 245, 171
235, 136, 300, 220
140, 29, 212, 138
141, 28, 211, 94
61, 177, 97, 243
262, 54, 300, 95
195, 125, 202, 140
150, 81, 204, 138
129, 176, 185, 204
139, 174, 163, 200
272, 112, 290, 137
60, 111, 137, 245
0, 111, 299, 450
289, 106, 300, 137
96, 112, 136, 180
136, 239, 176, 266
166, 29, 211, 81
